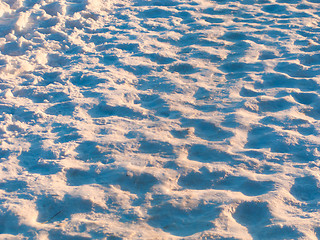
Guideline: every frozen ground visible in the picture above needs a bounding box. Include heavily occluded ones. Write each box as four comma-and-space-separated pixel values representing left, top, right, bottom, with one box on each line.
0, 0, 320, 239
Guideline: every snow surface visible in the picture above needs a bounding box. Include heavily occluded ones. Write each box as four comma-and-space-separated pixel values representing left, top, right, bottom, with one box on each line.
0, 0, 320, 239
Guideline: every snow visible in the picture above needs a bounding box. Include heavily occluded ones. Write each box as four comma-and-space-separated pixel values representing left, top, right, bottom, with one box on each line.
1, 0, 320, 239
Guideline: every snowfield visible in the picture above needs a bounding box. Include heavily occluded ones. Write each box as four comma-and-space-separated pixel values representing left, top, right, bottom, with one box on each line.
1, 0, 320, 239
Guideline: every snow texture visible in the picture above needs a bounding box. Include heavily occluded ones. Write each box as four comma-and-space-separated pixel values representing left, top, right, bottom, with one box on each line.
0, 0, 320, 239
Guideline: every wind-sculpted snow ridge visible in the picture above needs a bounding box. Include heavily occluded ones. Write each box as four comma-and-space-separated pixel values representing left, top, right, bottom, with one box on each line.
0, 0, 320, 239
